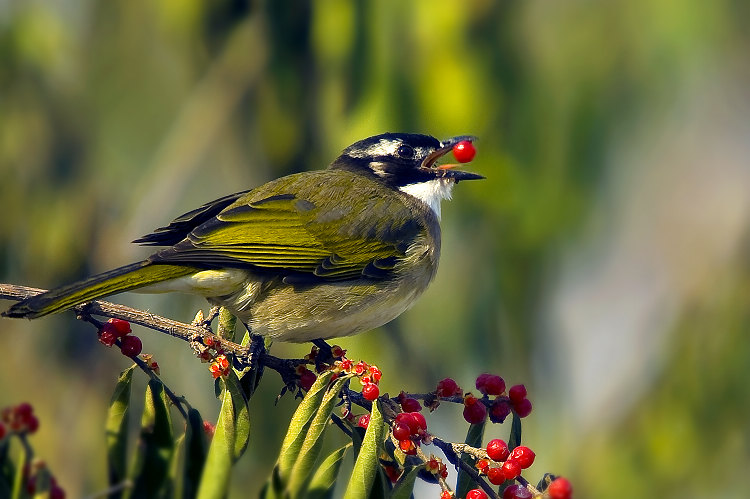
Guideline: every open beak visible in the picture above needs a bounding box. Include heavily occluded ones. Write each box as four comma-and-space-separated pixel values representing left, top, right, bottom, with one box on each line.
421, 135, 484, 181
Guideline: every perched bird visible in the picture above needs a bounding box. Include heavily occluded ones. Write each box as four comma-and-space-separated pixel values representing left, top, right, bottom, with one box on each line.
3, 133, 482, 342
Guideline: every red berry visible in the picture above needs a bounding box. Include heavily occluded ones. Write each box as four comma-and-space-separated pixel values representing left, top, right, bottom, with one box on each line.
452, 140, 476, 163
513, 398, 532, 418
399, 438, 417, 455
0, 422, 6, 440
548, 477, 573, 499
465, 489, 488, 499
369, 365, 382, 382
120, 335, 143, 357
26, 416, 39, 434
501, 459, 522, 480
395, 412, 421, 434
99, 330, 117, 347
486, 438, 510, 461
440, 491, 452, 499
384, 464, 401, 483
401, 397, 422, 412
355, 361, 368, 375
15, 403, 33, 420
487, 467, 505, 485
392, 422, 411, 441
362, 383, 380, 401
203, 421, 216, 437
489, 400, 512, 424
462, 396, 487, 424
436, 377, 461, 397
508, 384, 527, 404
410, 411, 427, 431
476, 374, 505, 396
509, 446, 535, 469
502, 484, 532, 499
107, 318, 132, 337
50, 485, 66, 499
357, 414, 370, 429
299, 369, 317, 391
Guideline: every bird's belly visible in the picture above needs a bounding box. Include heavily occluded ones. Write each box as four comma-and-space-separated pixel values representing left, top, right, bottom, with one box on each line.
136, 269, 251, 296
240, 278, 429, 343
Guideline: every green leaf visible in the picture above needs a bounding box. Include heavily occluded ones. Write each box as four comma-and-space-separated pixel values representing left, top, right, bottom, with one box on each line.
216, 307, 237, 341
343, 399, 386, 498
304, 443, 351, 499
276, 371, 335, 482
287, 374, 351, 497
225, 372, 251, 459
508, 412, 522, 450
106, 365, 135, 497
130, 378, 175, 498
456, 421, 485, 499
171, 434, 185, 499
10, 440, 27, 499
196, 370, 251, 499
183, 408, 208, 499
368, 466, 390, 499
390, 465, 422, 499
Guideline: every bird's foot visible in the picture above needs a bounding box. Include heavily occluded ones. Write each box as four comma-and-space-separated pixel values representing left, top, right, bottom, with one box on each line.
246, 333, 265, 371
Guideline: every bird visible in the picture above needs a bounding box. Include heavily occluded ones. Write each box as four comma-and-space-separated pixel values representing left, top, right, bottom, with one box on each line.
3, 133, 483, 343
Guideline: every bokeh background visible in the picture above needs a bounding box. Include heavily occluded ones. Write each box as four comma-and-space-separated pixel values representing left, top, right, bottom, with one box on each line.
2, 1, 750, 497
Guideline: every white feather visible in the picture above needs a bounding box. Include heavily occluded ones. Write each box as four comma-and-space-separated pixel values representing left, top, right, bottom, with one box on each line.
399, 178, 455, 219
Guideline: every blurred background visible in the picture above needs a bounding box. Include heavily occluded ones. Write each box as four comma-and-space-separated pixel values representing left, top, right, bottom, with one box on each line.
2, 0, 750, 497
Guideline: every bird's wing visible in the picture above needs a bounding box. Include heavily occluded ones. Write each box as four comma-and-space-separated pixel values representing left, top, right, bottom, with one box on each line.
150, 171, 424, 281
133, 189, 253, 246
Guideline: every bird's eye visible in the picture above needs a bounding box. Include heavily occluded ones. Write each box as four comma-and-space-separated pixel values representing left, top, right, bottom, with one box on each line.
396, 144, 415, 159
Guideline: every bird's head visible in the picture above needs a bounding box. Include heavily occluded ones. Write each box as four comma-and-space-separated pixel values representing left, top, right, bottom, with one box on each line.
331, 133, 484, 217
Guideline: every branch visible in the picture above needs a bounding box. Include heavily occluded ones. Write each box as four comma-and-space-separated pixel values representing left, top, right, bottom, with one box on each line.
0, 283, 304, 378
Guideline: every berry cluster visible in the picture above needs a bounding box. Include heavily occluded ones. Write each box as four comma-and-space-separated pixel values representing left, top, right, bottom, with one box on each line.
208, 354, 231, 379
1, 402, 39, 435
195, 335, 232, 379
437, 374, 532, 425
98, 318, 142, 357
477, 439, 535, 484
426, 455, 449, 481
392, 411, 428, 455
1, 404, 66, 498
333, 355, 382, 401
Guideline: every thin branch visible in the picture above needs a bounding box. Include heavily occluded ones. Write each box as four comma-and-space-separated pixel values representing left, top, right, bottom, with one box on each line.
0, 283, 306, 382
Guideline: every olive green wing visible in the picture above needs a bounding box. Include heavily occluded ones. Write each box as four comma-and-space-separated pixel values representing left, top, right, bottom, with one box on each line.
151, 175, 421, 281
134, 189, 253, 246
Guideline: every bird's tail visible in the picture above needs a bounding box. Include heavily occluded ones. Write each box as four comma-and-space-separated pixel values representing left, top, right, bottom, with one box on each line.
3, 261, 199, 319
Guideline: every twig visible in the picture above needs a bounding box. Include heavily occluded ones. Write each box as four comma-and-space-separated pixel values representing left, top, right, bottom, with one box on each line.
0, 283, 307, 383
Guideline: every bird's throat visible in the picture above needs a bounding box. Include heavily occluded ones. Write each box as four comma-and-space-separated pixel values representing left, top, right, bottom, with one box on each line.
399, 178, 454, 219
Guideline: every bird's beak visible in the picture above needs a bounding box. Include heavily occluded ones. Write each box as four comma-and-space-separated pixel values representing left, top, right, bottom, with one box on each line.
421, 135, 485, 181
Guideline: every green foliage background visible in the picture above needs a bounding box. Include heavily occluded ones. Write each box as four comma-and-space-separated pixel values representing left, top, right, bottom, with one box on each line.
1, 1, 749, 497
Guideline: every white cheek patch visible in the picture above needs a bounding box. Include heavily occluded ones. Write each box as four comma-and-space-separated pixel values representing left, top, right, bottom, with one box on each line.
399, 178, 455, 219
